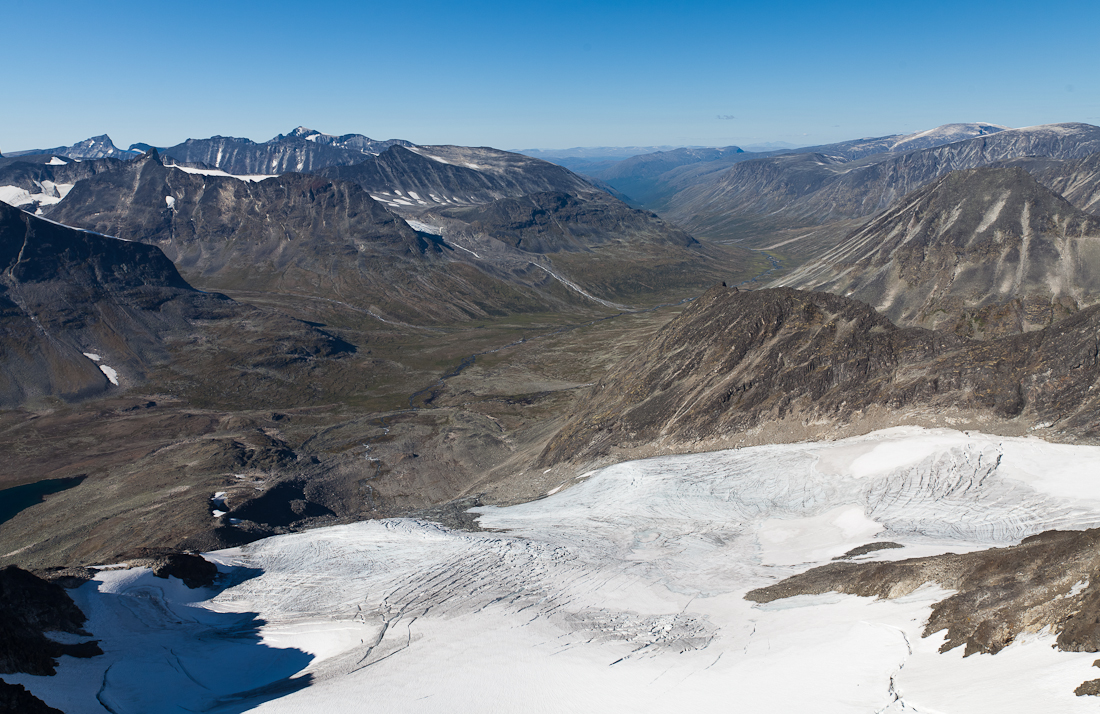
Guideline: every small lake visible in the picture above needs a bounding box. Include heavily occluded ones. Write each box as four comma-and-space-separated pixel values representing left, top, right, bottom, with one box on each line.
0, 476, 85, 526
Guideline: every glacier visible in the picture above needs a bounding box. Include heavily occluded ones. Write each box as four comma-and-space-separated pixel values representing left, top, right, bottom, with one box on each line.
12, 426, 1100, 713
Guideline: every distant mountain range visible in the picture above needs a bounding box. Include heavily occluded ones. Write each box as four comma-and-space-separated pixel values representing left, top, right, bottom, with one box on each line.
7, 120, 1100, 328
45, 148, 737, 321
5, 134, 140, 160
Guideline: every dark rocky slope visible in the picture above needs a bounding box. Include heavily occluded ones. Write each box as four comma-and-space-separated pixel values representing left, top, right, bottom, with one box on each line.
775, 167, 1100, 338
0, 565, 100, 677
541, 286, 1100, 466
0, 199, 357, 408
0, 200, 235, 406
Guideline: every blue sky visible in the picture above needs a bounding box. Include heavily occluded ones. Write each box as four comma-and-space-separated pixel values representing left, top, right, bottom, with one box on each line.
3, 0, 1098, 152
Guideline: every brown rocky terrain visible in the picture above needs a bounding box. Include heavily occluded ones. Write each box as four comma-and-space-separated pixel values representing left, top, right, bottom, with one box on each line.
774, 167, 1100, 338
746, 527, 1100, 695
540, 285, 1100, 468
0, 296, 697, 570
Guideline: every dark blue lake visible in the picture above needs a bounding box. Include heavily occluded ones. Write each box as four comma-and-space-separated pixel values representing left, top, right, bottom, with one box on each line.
0, 476, 85, 526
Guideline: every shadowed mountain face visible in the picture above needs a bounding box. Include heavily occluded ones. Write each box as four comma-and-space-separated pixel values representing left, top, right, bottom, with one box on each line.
0, 201, 235, 406
661, 123, 1100, 238
774, 167, 1100, 338
433, 191, 698, 253
0, 198, 359, 408
541, 286, 1100, 466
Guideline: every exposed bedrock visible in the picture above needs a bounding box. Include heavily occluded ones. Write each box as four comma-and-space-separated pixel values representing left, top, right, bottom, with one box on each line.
541, 285, 1100, 466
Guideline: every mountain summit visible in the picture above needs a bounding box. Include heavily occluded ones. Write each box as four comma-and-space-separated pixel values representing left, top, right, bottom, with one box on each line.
778, 166, 1100, 337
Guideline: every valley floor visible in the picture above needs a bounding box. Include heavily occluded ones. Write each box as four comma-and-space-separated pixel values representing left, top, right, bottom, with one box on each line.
11, 427, 1100, 713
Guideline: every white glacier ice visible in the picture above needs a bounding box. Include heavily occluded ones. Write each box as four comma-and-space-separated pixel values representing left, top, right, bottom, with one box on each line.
14, 427, 1100, 713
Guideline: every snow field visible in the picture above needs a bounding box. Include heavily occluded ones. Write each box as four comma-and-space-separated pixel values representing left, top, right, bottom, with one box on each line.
17, 427, 1100, 713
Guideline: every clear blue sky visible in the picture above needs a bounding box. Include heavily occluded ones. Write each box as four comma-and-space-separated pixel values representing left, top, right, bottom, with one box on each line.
3, 0, 1098, 152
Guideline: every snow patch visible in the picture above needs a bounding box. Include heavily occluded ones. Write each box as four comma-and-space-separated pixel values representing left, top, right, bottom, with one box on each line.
82, 353, 101, 362
171, 165, 276, 182
98, 365, 119, 385
47, 156, 68, 165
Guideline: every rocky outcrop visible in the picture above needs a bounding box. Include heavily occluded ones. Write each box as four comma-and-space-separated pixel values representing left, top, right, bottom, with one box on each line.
776, 167, 1100, 337
540, 286, 1100, 465
746, 527, 1100, 695
0, 681, 64, 714
0, 566, 100, 676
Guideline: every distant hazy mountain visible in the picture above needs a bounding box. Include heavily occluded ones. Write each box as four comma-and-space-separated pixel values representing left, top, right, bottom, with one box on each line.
159, 126, 411, 175
664, 123, 1100, 239
793, 122, 1010, 162
775, 167, 1100, 338
580, 123, 1011, 208
6, 135, 140, 160
582, 146, 752, 205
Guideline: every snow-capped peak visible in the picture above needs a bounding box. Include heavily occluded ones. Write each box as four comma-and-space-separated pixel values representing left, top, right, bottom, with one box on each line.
890, 123, 1010, 151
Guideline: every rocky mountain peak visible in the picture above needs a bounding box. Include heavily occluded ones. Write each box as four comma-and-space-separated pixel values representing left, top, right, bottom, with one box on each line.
777, 166, 1100, 337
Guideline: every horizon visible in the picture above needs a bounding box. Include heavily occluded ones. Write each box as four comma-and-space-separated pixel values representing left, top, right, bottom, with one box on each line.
13, 119, 1100, 157
3, 0, 1097, 153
